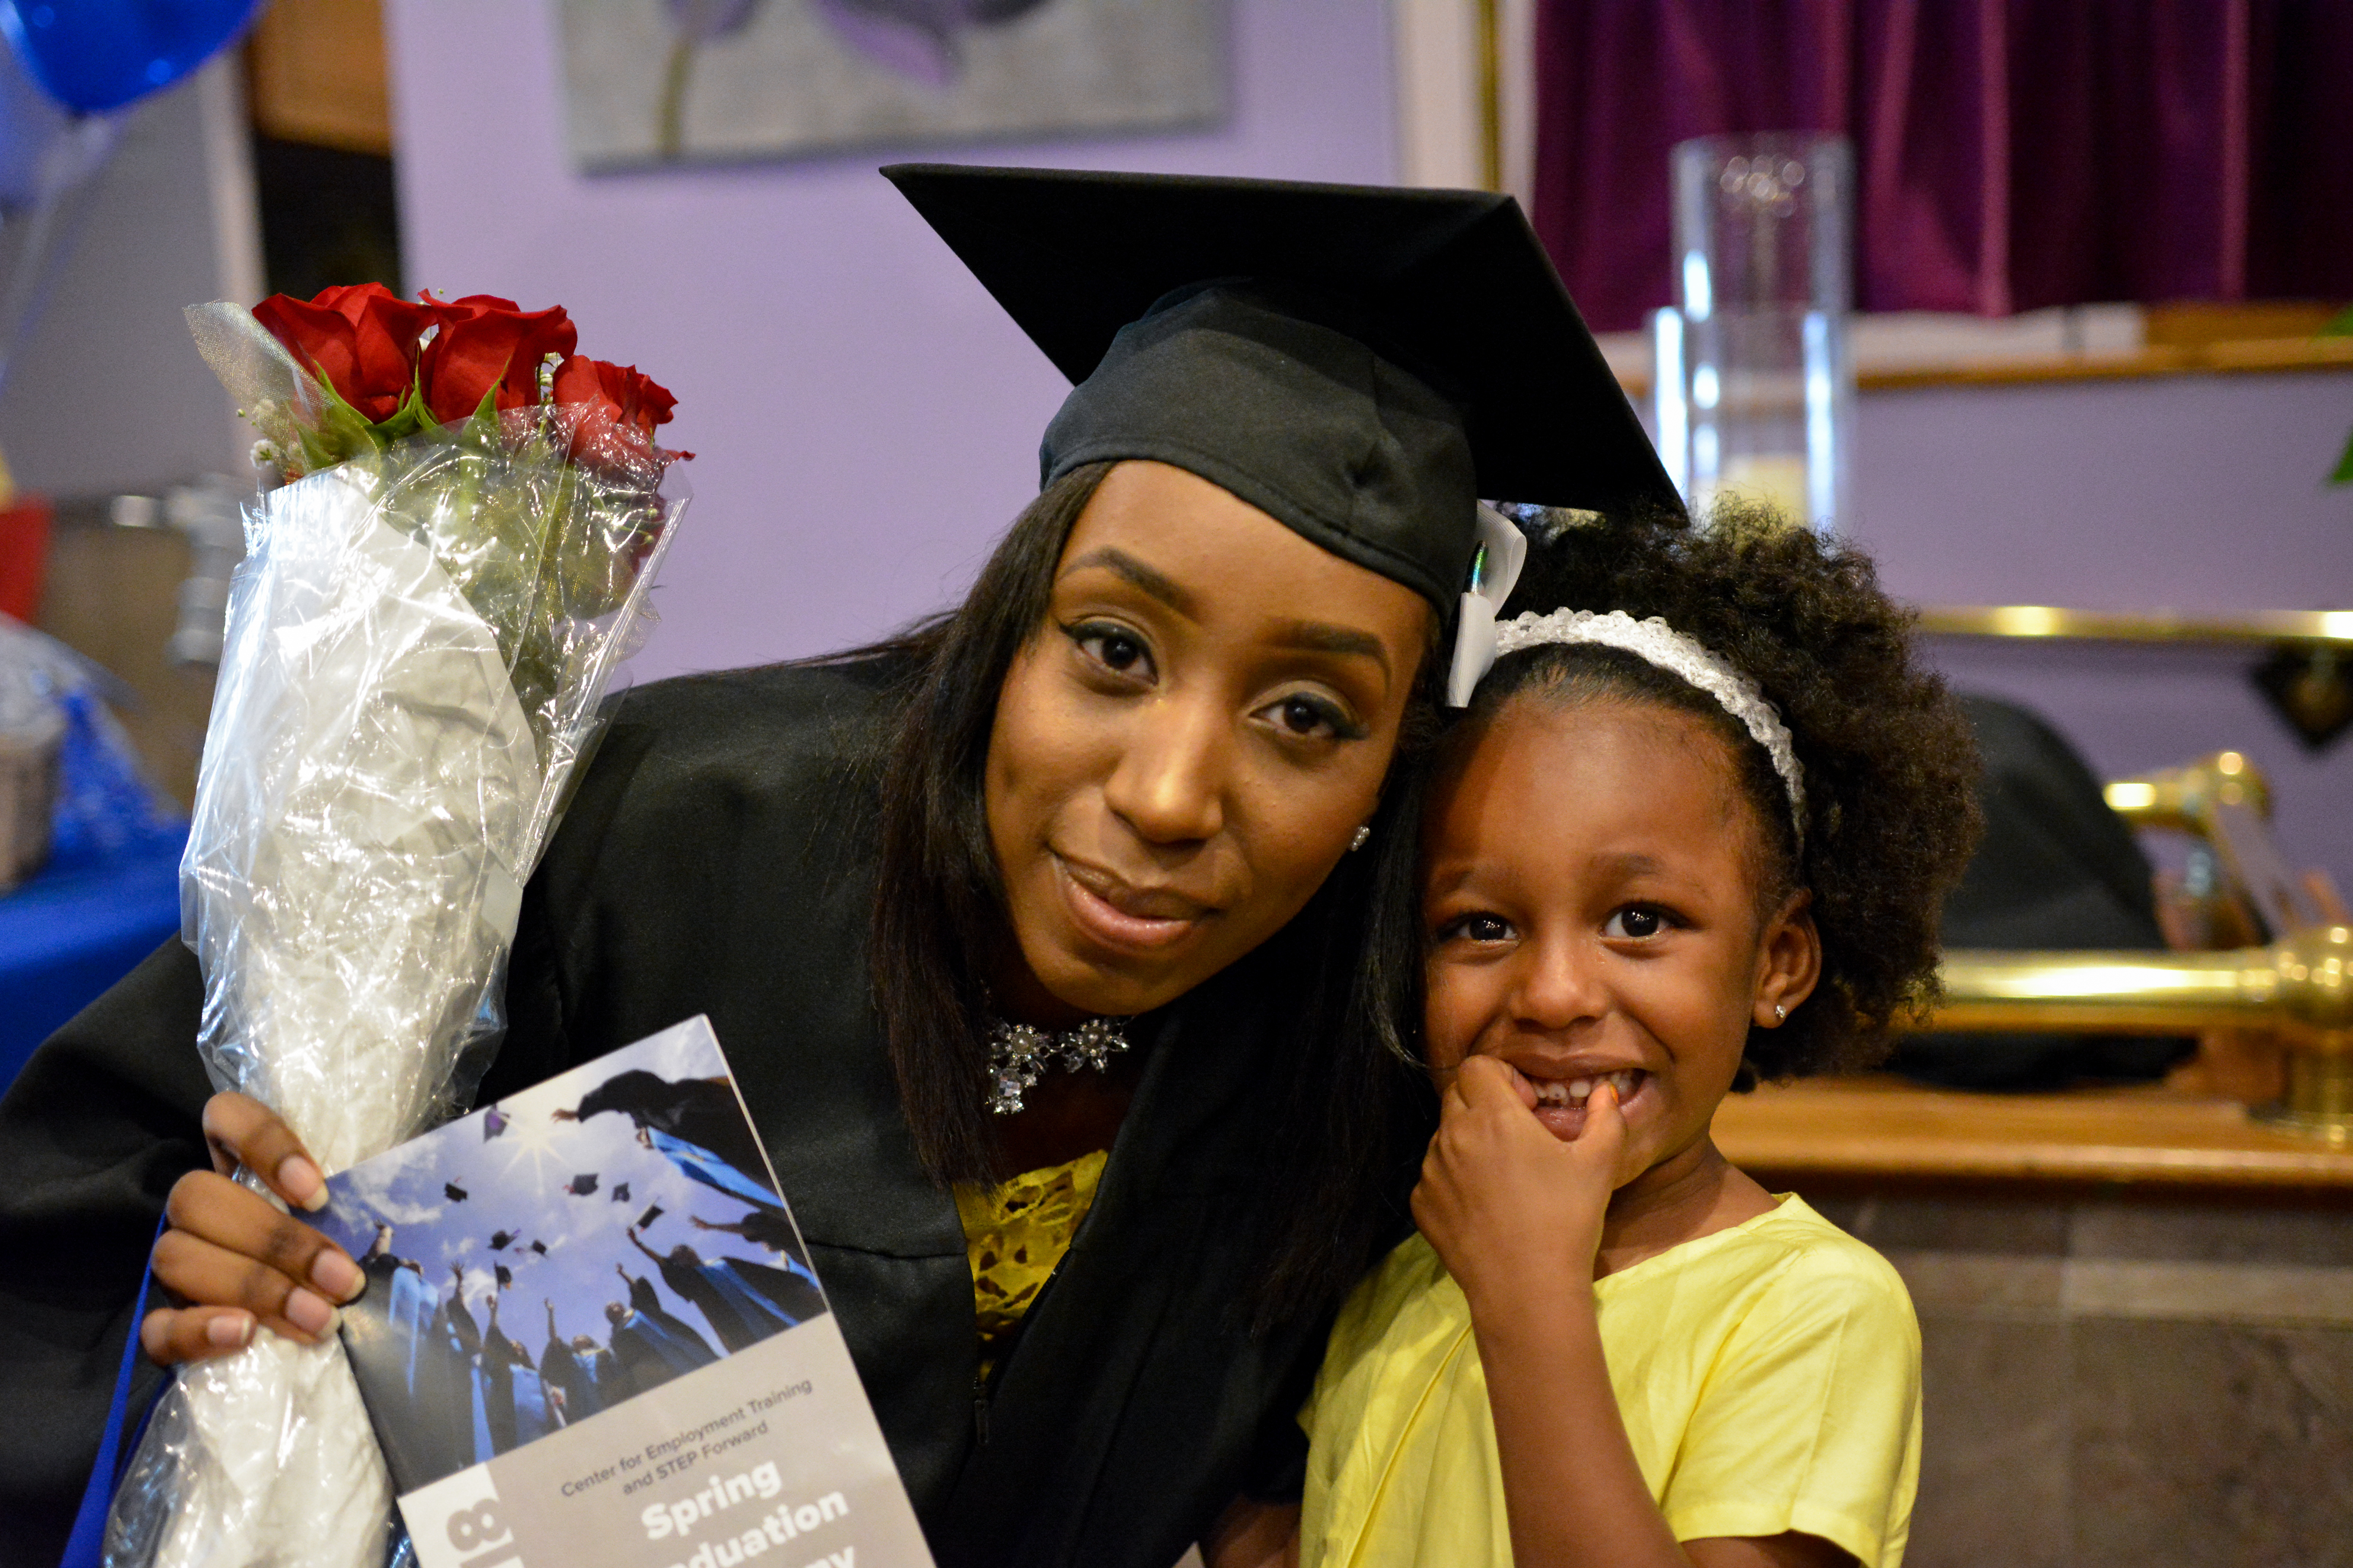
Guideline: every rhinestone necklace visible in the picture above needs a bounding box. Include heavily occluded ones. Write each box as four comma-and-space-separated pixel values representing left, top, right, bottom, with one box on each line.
984, 1014, 1131, 1115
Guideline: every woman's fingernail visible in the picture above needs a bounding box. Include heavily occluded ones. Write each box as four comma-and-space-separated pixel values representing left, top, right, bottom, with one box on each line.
207, 1313, 255, 1349
312, 1251, 364, 1302
277, 1155, 328, 1211
285, 1288, 338, 1338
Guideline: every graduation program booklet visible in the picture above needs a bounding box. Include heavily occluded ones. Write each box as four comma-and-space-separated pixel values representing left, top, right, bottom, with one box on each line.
314, 1016, 934, 1568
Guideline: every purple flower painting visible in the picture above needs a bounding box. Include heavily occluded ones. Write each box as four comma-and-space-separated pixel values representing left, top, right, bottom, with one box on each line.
809, 0, 1053, 89
558, 0, 1226, 170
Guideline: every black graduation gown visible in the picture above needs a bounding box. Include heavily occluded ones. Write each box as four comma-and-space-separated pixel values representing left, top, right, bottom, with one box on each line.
537, 1336, 617, 1426
649, 1247, 793, 1354
0, 659, 1334, 1568
607, 1305, 718, 1395
724, 1248, 828, 1324
621, 1264, 722, 1364
571, 1070, 769, 1181
707, 1197, 804, 1255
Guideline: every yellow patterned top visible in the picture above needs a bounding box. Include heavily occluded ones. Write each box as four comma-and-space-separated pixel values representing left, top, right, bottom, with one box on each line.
954, 1148, 1109, 1349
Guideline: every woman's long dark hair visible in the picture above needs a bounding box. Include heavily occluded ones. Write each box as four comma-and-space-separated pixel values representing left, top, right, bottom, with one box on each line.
851, 462, 1436, 1327
865, 463, 1111, 1192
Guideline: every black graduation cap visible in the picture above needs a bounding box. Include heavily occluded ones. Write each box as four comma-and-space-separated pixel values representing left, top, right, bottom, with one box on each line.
612, 1182, 630, 1204
884, 164, 1678, 609
637, 1203, 664, 1230
443, 1183, 468, 1203
490, 1231, 515, 1251
483, 1109, 508, 1140
528, 1240, 547, 1256
494, 1263, 512, 1289
568, 1174, 598, 1196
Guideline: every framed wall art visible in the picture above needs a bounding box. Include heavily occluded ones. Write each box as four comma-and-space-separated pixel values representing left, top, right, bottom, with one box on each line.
558, 0, 1229, 170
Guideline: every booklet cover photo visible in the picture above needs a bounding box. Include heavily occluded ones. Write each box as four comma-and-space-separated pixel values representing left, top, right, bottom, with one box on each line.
314, 1015, 933, 1568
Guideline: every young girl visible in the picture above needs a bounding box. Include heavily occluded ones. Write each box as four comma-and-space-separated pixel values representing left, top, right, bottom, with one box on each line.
1292, 506, 1981, 1568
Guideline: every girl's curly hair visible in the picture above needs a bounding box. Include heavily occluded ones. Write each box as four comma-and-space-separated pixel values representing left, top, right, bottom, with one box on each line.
1378, 499, 1982, 1085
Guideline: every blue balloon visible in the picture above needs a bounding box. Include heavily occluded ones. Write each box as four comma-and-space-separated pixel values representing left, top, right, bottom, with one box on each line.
0, 0, 264, 115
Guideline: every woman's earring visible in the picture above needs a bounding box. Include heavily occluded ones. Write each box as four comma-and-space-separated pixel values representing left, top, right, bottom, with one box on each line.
1773, 1003, 1788, 1022
1349, 825, 1372, 852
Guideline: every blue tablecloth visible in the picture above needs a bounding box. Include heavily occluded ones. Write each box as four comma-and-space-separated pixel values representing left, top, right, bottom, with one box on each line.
0, 831, 186, 1090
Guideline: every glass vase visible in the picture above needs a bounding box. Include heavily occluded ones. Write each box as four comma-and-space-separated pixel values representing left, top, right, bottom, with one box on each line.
1652, 133, 1854, 534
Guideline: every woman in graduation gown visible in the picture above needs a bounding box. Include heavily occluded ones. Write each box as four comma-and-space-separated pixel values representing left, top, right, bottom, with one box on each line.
607, 1266, 723, 1390
431, 1269, 500, 1474
478, 1292, 558, 1455
0, 166, 1676, 1568
554, 1068, 770, 1184
538, 1296, 627, 1430
623, 1227, 810, 1351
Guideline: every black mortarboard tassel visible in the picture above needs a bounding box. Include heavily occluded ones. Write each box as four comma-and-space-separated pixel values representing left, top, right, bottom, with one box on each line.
885, 164, 1679, 609
443, 1183, 468, 1203
569, 1174, 598, 1196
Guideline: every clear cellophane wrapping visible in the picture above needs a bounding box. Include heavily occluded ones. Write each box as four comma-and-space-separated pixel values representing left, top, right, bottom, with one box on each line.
103, 322, 686, 1567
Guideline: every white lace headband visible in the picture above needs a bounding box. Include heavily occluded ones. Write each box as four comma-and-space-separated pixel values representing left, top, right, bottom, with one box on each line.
1453, 604, 1808, 850
1437, 510, 1806, 844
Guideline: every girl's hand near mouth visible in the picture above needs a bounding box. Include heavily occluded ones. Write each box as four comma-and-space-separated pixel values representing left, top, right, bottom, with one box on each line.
1412, 1055, 1627, 1312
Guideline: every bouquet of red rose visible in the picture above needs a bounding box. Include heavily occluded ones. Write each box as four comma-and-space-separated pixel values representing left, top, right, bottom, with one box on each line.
103, 286, 688, 1568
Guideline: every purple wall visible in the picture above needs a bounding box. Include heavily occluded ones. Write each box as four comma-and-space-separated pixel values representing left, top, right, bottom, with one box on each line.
1854, 372, 2353, 889
1854, 371, 2352, 614
387, 0, 1396, 678
388, 2, 2353, 888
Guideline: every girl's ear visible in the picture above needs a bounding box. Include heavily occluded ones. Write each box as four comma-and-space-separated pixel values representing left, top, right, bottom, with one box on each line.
1752, 888, 1822, 1029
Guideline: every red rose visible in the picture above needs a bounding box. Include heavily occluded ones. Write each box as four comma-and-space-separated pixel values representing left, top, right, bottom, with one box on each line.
253, 282, 435, 423
551, 355, 676, 434
416, 293, 579, 426
550, 355, 678, 472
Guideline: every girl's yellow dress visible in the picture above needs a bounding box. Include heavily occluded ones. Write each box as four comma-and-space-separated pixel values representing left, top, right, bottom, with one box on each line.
1302, 1195, 1920, 1568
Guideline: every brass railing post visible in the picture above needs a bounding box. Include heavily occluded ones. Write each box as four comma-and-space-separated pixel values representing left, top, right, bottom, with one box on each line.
1927, 926, 2353, 1139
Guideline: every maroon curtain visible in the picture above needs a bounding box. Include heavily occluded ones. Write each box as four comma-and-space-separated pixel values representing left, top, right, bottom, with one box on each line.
1532, 0, 2353, 332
